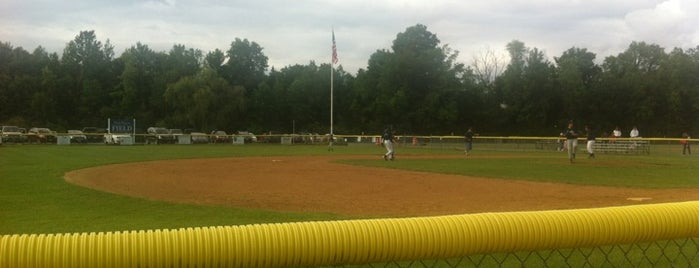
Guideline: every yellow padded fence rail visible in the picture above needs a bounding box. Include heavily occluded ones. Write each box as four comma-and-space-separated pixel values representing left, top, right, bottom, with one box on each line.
2, 201, 698, 267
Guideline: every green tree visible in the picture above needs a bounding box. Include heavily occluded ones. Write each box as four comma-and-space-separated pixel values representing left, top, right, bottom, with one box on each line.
0, 43, 28, 124
223, 38, 268, 91
158, 44, 203, 126
204, 49, 226, 73
247, 76, 285, 133
353, 24, 466, 134
114, 42, 166, 125
554, 47, 601, 126
24, 47, 59, 127
348, 49, 393, 132
659, 47, 699, 135
61, 30, 116, 126
494, 40, 528, 132
0, 44, 58, 127
496, 41, 557, 134
4, 28, 699, 137
250, 62, 352, 134
521, 48, 558, 132
165, 44, 202, 83
164, 68, 244, 132
36, 55, 64, 128
599, 41, 669, 134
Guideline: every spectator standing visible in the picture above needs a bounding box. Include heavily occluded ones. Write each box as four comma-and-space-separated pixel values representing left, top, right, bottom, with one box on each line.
629, 126, 640, 148
612, 126, 622, 142
630, 126, 640, 138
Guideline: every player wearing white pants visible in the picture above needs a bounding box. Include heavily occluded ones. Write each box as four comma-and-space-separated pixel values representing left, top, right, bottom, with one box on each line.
384, 139, 394, 160
382, 128, 395, 161
585, 125, 596, 159
586, 140, 595, 156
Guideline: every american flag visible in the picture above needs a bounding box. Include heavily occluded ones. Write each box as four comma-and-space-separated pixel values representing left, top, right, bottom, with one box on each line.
332, 30, 338, 64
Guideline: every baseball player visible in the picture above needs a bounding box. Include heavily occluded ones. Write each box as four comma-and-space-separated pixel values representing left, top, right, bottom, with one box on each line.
585, 125, 596, 159
382, 128, 395, 161
564, 121, 579, 163
464, 127, 478, 156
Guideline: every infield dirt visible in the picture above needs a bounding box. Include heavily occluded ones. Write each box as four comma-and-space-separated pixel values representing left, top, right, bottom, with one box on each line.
65, 155, 699, 217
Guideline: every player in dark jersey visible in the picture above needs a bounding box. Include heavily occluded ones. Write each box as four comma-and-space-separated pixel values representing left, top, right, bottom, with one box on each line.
464, 127, 478, 156
564, 121, 579, 163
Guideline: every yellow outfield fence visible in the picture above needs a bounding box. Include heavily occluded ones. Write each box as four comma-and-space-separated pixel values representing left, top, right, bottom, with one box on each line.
1, 201, 698, 267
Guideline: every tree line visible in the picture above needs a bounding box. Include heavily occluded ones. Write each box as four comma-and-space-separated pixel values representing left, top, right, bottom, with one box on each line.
1, 24, 697, 137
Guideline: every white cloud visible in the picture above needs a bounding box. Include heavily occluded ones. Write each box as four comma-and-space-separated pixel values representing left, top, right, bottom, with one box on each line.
624, 0, 699, 49
2, 0, 698, 74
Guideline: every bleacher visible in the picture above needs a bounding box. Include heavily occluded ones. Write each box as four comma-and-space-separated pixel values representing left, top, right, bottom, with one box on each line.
534, 138, 651, 155
593, 139, 650, 154
534, 139, 563, 151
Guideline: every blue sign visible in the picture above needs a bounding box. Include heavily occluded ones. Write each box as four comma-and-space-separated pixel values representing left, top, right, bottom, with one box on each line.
109, 119, 134, 134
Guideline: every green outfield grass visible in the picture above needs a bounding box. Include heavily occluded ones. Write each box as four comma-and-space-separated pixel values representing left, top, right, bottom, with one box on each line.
0, 145, 360, 235
1, 144, 697, 235
345, 149, 699, 188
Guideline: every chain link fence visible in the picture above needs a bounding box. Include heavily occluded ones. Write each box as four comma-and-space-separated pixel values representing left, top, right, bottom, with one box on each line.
327, 238, 699, 267
4, 131, 694, 157
330, 136, 699, 267
373, 135, 693, 156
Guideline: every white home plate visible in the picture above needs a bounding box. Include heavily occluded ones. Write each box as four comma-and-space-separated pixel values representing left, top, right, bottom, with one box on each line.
627, 197, 653, 201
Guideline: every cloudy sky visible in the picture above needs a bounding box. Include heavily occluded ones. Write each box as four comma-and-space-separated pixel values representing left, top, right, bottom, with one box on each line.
1, 0, 698, 74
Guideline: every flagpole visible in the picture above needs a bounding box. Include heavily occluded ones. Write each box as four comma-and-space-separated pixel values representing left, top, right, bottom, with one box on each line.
329, 28, 336, 151
329, 57, 334, 151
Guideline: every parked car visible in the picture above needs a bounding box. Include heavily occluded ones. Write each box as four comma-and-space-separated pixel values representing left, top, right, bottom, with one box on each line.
104, 132, 132, 145
168, 129, 184, 143
236, 131, 258, 143
145, 127, 176, 144
82, 127, 107, 143
0, 126, 25, 143
67, 130, 88, 143
169, 128, 184, 143
210, 130, 230, 144
27, 127, 57, 143
169, 129, 183, 136
190, 132, 210, 144
19, 128, 29, 143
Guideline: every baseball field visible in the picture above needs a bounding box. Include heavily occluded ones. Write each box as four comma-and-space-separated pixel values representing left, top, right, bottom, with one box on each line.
1, 143, 697, 236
